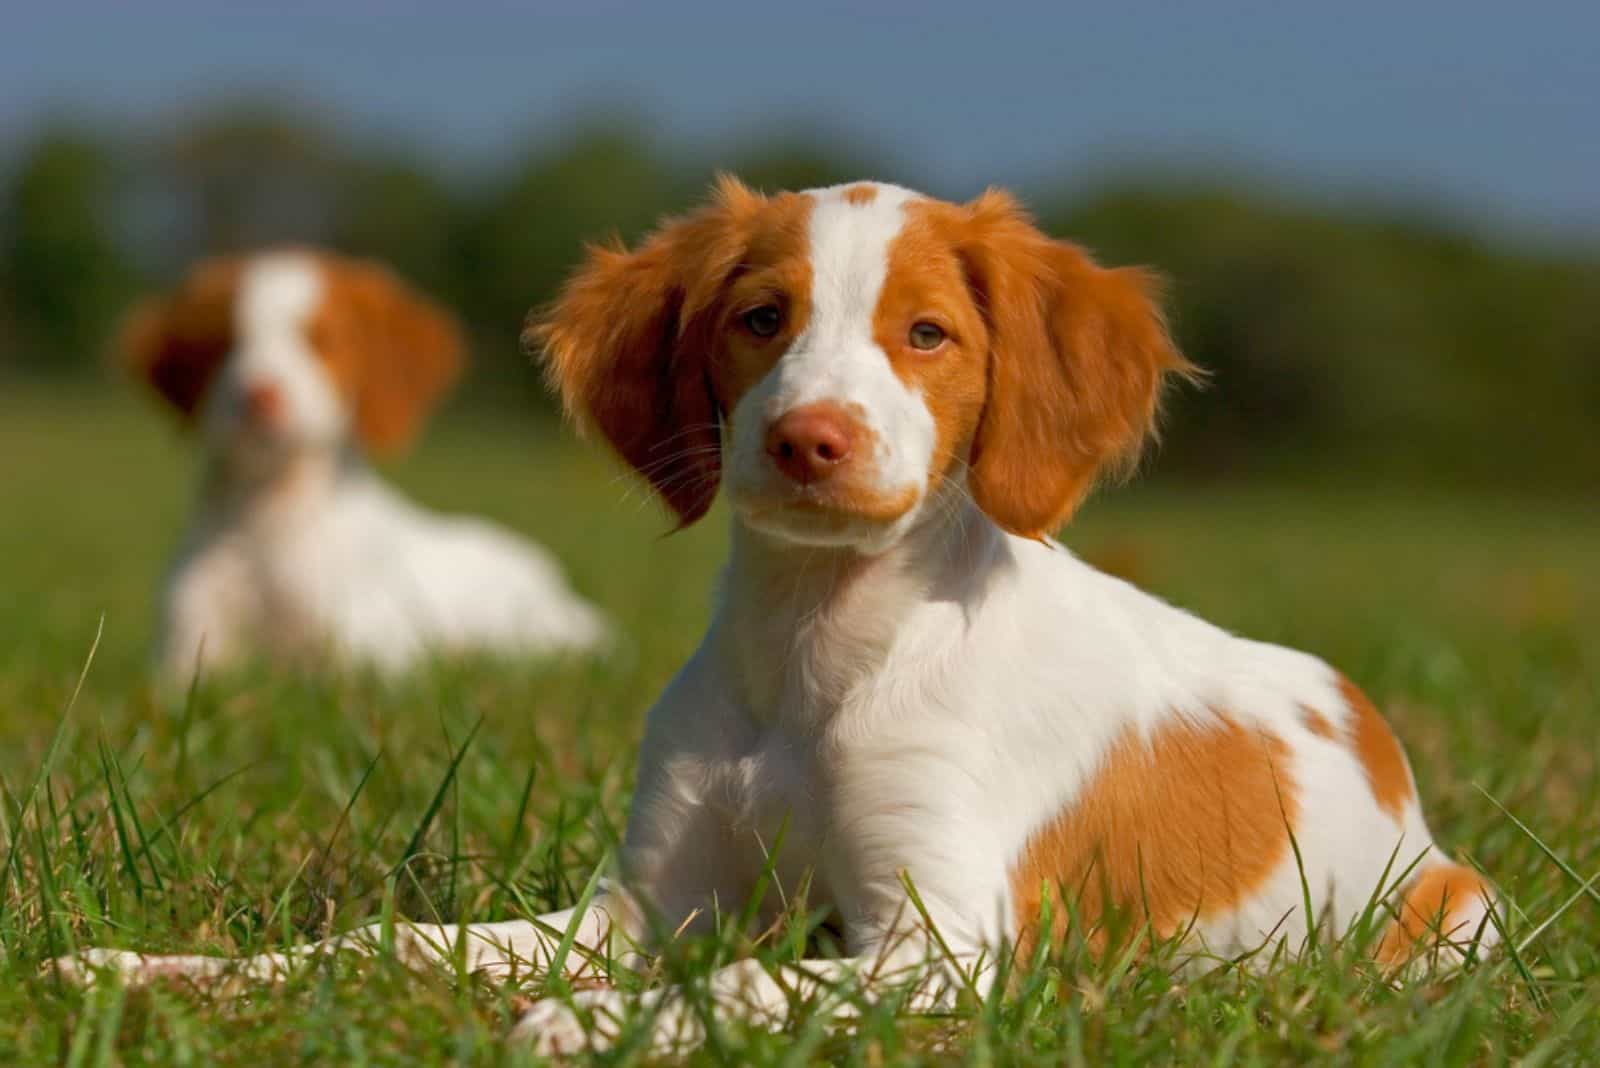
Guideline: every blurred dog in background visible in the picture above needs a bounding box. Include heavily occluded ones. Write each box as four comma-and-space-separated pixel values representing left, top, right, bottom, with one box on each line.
124, 249, 608, 681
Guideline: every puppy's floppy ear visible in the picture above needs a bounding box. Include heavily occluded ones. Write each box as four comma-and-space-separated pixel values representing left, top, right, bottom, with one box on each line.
120, 256, 244, 416
530, 175, 763, 527
314, 259, 465, 455
956, 189, 1196, 538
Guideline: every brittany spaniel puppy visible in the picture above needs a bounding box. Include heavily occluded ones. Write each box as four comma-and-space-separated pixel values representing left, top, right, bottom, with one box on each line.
63, 184, 1494, 1053
124, 250, 607, 680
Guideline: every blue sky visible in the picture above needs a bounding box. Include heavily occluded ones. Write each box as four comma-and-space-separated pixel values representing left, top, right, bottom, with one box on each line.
6, 3, 1597, 241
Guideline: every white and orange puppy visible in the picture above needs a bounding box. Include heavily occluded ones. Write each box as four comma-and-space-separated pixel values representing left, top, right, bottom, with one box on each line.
124, 250, 607, 681
65, 185, 1493, 1054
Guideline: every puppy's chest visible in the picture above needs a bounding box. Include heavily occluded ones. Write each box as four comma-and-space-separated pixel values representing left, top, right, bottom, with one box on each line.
249, 524, 336, 601
703, 727, 829, 852
195, 511, 354, 625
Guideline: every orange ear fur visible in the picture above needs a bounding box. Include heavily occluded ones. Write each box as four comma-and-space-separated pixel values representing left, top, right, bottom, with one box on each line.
530, 175, 763, 527
314, 260, 465, 455
120, 257, 243, 416
957, 189, 1196, 537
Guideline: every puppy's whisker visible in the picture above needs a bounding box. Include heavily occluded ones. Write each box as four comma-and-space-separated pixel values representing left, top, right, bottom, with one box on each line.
630, 447, 724, 478
647, 423, 723, 451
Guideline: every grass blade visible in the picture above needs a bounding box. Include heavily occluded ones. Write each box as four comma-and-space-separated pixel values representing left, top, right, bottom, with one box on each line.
1477, 785, 1600, 909
392, 715, 482, 879
543, 852, 610, 992
0, 615, 100, 922
97, 740, 145, 905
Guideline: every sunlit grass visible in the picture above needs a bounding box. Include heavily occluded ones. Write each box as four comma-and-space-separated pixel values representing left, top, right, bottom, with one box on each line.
1, 382, 1596, 1064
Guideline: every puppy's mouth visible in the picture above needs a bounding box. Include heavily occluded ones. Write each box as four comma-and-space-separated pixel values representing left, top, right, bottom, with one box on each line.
226, 418, 293, 449
215, 414, 322, 460
243, 415, 288, 438
733, 482, 921, 544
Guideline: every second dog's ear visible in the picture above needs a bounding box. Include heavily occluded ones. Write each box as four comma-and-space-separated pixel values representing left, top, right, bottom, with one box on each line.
312, 260, 465, 456
531, 175, 765, 528
120, 257, 244, 417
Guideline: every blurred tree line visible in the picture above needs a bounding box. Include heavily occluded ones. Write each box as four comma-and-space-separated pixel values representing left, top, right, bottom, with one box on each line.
2, 103, 1595, 491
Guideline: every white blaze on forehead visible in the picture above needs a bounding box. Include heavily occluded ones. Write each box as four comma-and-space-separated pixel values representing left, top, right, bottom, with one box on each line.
208, 252, 347, 445
720, 181, 944, 548
798, 183, 933, 477
754, 182, 936, 479
236, 254, 325, 340
800, 183, 923, 366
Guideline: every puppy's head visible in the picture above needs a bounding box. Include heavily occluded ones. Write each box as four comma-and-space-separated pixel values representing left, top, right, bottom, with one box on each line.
535, 178, 1192, 550
122, 251, 463, 461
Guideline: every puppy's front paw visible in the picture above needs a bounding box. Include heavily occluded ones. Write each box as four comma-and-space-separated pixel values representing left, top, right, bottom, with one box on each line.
49, 952, 197, 984
46, 948, 237, 989
46, 948, 148, 985
511, 988, 626, 1055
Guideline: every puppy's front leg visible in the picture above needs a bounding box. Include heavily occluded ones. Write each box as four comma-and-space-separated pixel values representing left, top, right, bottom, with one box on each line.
50, 890, 641, 990
512, 942, 984, 1056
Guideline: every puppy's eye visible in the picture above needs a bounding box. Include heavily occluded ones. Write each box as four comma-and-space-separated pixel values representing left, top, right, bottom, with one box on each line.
743, 305, 783, 338
908, 321, 946, 351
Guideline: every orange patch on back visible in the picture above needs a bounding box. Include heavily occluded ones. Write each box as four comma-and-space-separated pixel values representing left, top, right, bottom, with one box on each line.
1337, 677, 1416, 820
841, 183, 878, 205
1376, 862, 1493, 966
1009, 716, 1297, 954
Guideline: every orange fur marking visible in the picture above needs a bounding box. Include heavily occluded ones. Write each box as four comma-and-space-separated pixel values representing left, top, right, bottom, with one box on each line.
1009, 716, 1296, 954
1376, 862, 1493, 966
307, 255, 464, 455
842, 183, 879, 206
875, 203, 990, 497
120, 256, 245, 415
533, 176, 813, 526
708, 190, 815, 411
914, 190, 1196, 538
1337, 677, 1415, 820
1300, 706, 1338, 740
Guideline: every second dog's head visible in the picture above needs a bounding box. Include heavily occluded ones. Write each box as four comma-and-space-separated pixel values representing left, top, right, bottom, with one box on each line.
123, 250, 463, 468
535, 178, 1192, 552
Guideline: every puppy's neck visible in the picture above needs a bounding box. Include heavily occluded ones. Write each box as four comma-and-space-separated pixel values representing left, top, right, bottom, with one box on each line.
718, 486, 1006, 725
197, 443, 363, 524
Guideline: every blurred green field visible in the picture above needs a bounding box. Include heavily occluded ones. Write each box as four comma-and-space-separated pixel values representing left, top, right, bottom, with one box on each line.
1, 381, 1596, 1064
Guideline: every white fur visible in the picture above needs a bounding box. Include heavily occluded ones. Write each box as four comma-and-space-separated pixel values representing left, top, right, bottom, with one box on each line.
69, 186, 1491, 1056
158, 255, 608, 681
203, 256, 348, 454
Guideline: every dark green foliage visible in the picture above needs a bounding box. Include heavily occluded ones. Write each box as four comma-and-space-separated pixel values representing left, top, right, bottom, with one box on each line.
1, 128, 136, 372
1048, 183, 1600, 489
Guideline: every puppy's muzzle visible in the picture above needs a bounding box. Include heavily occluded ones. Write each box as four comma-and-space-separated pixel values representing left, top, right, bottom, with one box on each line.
764, 402, 856, 487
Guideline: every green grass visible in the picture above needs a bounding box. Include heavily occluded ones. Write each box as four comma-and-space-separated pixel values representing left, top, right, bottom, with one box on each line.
1, 381, 1596, 1065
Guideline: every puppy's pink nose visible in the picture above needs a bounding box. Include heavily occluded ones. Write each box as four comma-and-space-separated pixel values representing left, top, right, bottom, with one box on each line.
243, 383, 285, 425
765, 403, 855, 485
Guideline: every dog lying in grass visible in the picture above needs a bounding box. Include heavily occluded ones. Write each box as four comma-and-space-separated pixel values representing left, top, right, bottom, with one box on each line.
123, 249, 608, 681
59, 180, 1496, 1054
